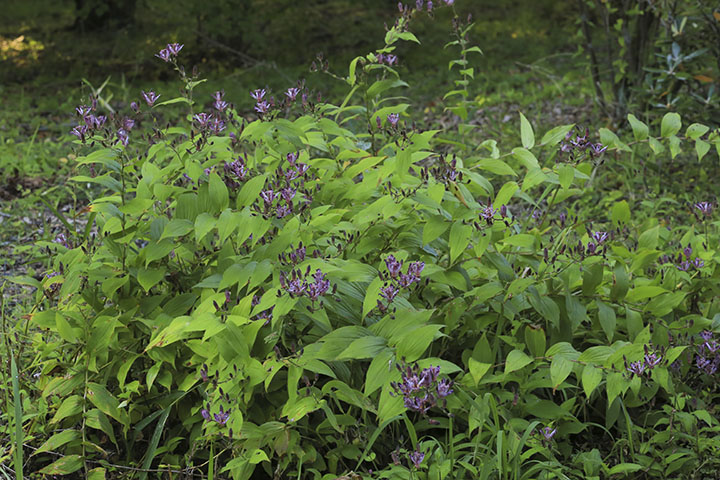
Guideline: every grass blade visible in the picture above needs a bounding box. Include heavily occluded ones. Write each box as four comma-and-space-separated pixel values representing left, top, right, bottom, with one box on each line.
138, 407, 170, 480
11, 355, 23, 480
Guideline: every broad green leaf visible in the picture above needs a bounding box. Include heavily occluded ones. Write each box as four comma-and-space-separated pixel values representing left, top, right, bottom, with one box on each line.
194, 213, 216, 241
365, 349, 394, 395
696, 139, 710, 161
363, 277, 383, 319
596, 300, 616, 342
660, 112, 682, 138
33, 429, 80, 456
540, 124, 574, 146
686, 123, 709, 140
38, 455, 83, 475
504, 349, 533, 374
558, 164, 573, 190
605, 372, 627, 405
494, 181, 519, 207
468, 358, 492, 385
396, 325, 444, 362
50, 395, 83, 424
337, 336, 388, 360
627, 114, 648, 141
449, 221, 473, 263
423, 216, 449, 245
160, 219, 193, 240
137, 267, 165, 292
610, 200, 630, 225
87, 383, 126, 426
524, 326, 546, 358
550, 356, 573, 390
519, 112, 535, 149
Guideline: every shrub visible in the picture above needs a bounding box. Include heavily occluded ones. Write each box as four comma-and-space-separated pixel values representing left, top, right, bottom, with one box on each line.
5, 1, 720, 479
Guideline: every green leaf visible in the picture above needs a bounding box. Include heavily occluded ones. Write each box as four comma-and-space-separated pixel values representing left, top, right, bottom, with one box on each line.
524, 326, 546, 358
33, 430, 80, 456
449, 221, 473, 263
494, 181, 519, 207
468, 358, 492, 386
155, 96, 192, 107
87, 383, 127, 426
696, 139, 711, 161
627, 114, 648, 141
50, 395, 83, 424
607, 463, 643, 475
558, 164, 574, 190
519, 112, 535, 149
423, 216, 449, 245
596, 300, 616, 342
660, 112, 682, 138
611, 200, 631, 226
540, 124, 574, 146
363, 277, 383, 319
550, 356, 573, 390
504, 349, 533, 374
248, 449, 270, 465
606, 372, 627, 405
337, 336, 388, 360
88, 467, 106, 480
396, 325, 444, 362
160, 219, 193, 240
365, 349, 394, 395
38, 455, 83, 475
686, 123, 709, 140
194, 213, 216, 241
137, 267, 165, 292
582, 263, 604, 296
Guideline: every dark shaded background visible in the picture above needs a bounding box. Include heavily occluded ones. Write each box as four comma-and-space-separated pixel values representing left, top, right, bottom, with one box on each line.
0, 0, 572, 89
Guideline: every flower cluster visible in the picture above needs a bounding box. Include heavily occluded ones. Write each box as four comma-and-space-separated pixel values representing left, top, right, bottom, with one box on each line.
222, 154, 249, 189
625, 344, 665, 378
585, 230, 609, 255
375, 53, 398, 66
390, 362, 453, 414
696, 330, 720, 375
251, 294, 275, 326
559, 127, 607, 163
421, 155, 462, 185
253, 152, 314, 219
201, 403, 230, 427
155, 42, 184, 62
279, 266, 336, 309
377, 255, 425, 313
278, 242, 322, 267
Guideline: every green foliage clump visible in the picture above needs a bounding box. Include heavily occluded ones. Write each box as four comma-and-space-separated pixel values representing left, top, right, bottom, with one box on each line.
4, 2, 720, 479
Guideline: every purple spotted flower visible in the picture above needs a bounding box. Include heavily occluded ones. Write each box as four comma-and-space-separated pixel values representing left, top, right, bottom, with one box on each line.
285, 87, 300, 101
193, 112, 211, 127
695, 202, 713, 217
380, 284, 399, 302
70, 125, 88, 140
385, 255, 403, 278
409, 450, 425, 469
591, 231, 608, 244
214, 406, 231, 426
250, 89, 266, 102
116, 129, 130, 147
541, 426, 557, 443
167, 43, 184, 56
155, 48, 171, 62
141, 90, 160, 107
254, 101, 270, 114
387, 113, 399, 127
